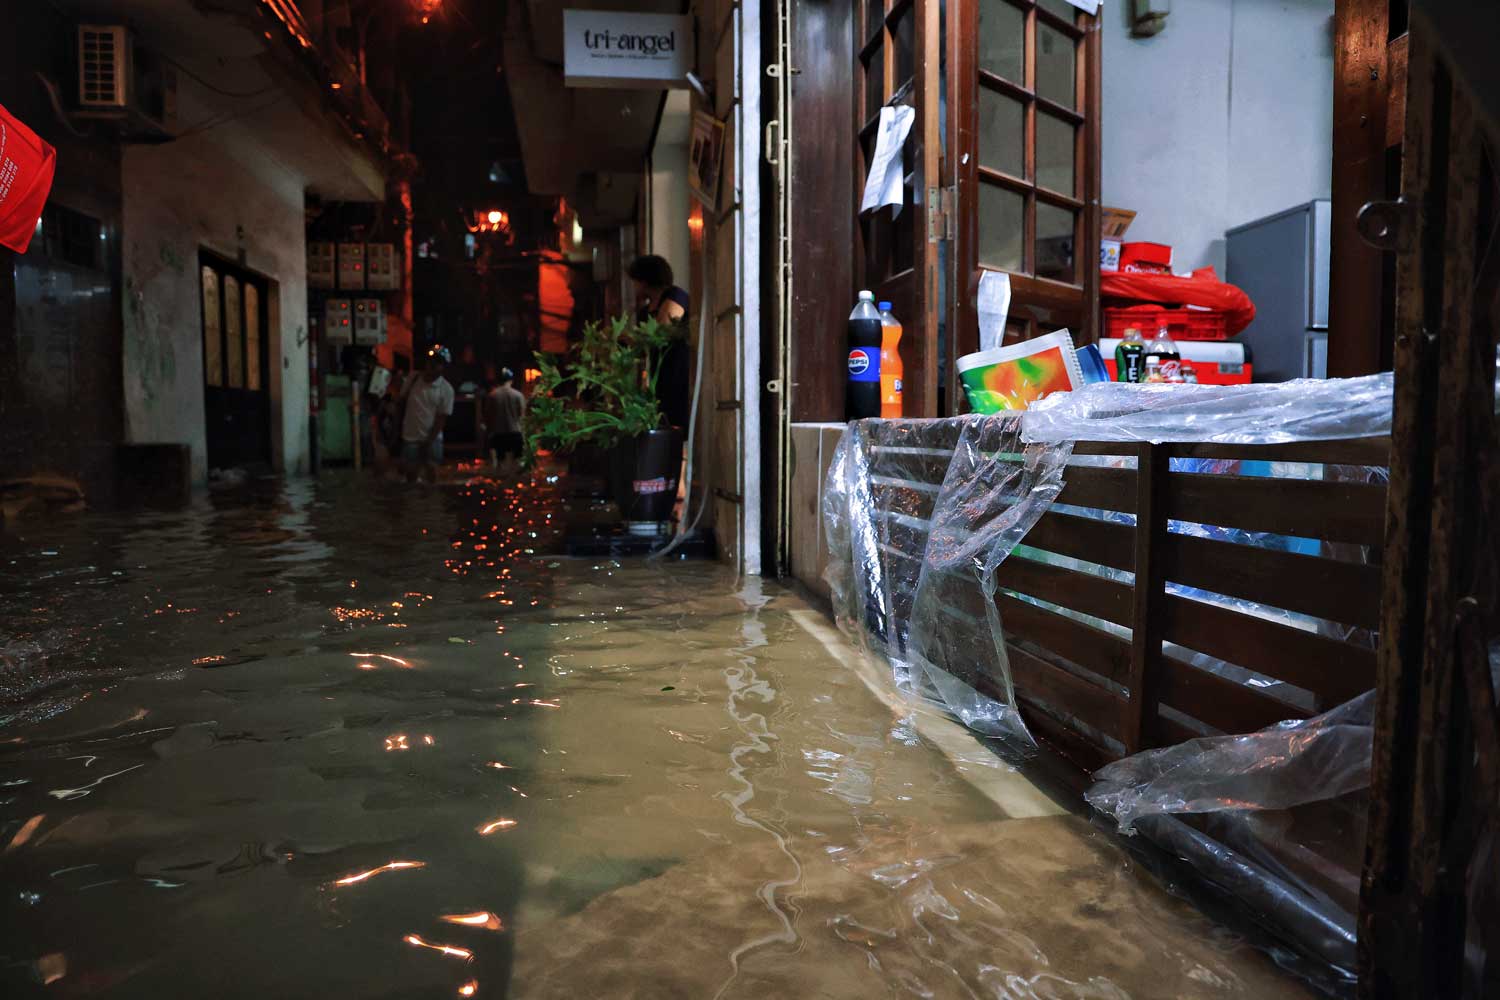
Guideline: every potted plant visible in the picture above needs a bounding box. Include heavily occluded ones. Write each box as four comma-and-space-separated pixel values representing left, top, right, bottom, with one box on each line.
527, 314, 685, 523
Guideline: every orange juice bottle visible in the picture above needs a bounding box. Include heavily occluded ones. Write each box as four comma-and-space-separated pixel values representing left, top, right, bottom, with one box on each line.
877, 301, 903, 418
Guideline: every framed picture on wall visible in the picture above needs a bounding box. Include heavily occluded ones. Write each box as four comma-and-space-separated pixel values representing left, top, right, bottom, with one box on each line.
688, 110, 725, 209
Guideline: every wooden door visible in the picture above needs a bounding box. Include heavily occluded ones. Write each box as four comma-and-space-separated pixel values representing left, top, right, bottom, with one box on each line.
948, 0, 1101, 406
854, 0, 941, 417
200, 254, 272, 471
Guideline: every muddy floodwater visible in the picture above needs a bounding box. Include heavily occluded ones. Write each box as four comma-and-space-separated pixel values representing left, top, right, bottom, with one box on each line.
0, 475, 1314, 998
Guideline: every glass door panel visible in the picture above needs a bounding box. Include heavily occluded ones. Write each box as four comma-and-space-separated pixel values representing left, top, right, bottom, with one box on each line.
201, 266, 222, 387
1036, 21, 1077, 108
978, 90, 1026, 178
1036, 202, 1078, 283
978, 0, 1025, 80
1036, 113, 1076, 194
223, 276, 243, 389
979, 185, 1026, 271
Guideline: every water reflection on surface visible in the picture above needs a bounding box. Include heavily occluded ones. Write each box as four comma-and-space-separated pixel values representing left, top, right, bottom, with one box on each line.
0, 474, 1311, 998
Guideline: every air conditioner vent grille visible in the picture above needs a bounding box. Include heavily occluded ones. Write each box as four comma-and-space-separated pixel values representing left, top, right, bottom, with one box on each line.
79, 26, 129, 108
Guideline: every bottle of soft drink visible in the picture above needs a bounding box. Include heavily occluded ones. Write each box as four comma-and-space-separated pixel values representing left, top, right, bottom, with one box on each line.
1181, 364, 1199, 384
1114, 327, 1146, 383
1143, 357, 1165, 383
1146, 323, 1182, 382
846, 290, 883, 420
877, 301, 904, 418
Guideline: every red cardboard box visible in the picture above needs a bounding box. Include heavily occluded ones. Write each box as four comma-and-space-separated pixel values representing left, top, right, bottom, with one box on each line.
1120, 241, 1172, 274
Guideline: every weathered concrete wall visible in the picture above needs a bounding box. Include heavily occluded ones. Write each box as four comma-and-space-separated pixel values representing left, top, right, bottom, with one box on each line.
1103, 0, 1336, 272
788, 423, 848, 603
122, 85, 310, 482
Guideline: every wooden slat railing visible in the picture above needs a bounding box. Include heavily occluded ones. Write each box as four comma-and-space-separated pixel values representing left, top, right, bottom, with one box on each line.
859, 418, 1389, 785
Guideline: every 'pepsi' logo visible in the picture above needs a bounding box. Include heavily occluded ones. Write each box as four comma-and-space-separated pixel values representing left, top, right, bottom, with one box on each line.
848, 350, 871, 375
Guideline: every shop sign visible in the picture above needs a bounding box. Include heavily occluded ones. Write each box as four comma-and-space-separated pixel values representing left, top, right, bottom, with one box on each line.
563, 10, 692, 89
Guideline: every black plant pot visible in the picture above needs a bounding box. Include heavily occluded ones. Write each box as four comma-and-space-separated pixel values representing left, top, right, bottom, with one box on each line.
608, 428, 684, 523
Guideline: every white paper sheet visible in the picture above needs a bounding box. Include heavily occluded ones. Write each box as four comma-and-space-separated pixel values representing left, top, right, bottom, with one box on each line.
977, 271, 1012, 352
1063, 0, 1101, 14
860, 105, 916, 215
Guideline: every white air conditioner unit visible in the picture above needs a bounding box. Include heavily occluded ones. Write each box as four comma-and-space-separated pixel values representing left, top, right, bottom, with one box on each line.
76, 26, 178, 140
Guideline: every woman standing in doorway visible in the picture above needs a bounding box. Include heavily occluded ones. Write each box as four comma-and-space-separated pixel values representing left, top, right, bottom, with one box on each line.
628, 255, 691, 431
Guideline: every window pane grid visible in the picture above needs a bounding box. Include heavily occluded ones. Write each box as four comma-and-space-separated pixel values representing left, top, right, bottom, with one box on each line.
975, 0, 1087, 286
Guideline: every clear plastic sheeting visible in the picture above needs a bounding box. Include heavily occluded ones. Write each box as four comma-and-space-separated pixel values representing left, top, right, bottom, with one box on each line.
1084, 694, 1376, 979
822, 416, 1070, 743
1086, 691, 1375, 836
1022, 373, 1394, 445
822, 374, 1409, 988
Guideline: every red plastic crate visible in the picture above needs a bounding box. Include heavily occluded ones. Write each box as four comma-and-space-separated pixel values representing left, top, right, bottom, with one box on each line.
1104, 306, 1231, 342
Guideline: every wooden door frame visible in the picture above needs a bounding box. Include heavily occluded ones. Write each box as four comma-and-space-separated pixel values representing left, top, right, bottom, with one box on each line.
851, 0, 942, 418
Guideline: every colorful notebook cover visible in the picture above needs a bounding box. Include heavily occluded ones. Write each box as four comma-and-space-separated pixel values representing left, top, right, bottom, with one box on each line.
957, 330, 1085, 413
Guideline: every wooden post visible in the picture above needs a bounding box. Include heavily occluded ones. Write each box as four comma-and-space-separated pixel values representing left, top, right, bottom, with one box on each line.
1359, 16, 1498, 997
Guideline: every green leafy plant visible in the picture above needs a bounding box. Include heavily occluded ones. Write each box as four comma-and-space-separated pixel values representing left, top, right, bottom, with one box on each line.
526, 314, 681, 456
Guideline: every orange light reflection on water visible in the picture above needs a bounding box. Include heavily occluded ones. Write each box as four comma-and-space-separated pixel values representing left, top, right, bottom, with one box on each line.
403, 934, 474, 961
441, 911, 503, 931
477, 818, 517, 835
350, 652, 413, 668
331, 860, 425, 886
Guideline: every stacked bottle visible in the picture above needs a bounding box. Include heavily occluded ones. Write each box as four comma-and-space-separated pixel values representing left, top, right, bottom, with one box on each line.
1116, 323, 1184, 384
877, 301, 903, 419
846, 291, 883, 420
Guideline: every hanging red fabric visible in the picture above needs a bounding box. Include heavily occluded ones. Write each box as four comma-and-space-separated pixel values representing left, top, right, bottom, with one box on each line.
1101, 266, 1257, 336
0, 103, 57, 255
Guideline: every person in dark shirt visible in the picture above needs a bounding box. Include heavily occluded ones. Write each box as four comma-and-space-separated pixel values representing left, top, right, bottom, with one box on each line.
481, 368, 527, 474
628, 255, 692, 431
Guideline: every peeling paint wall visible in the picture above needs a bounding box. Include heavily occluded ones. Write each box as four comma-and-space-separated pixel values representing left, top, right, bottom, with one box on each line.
121, 87, 310, 482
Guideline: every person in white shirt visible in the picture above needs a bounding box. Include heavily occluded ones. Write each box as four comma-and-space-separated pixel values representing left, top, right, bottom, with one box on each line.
400, 346, 456, 483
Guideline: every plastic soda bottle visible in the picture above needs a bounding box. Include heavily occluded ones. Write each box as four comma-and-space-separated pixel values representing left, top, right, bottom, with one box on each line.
1143, 357, 1165, 383
1115, 327, 1146, 382
846, 290, 883, 420
877, 301, 903, 418
1146, 323, 1182, 382
1182, 364, 1199, 384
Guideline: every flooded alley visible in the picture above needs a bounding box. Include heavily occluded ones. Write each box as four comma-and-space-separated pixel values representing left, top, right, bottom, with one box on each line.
0, 475, 1312, 998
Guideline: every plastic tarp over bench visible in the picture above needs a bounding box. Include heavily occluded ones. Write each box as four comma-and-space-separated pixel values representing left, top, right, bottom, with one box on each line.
822, 374, 1395, 986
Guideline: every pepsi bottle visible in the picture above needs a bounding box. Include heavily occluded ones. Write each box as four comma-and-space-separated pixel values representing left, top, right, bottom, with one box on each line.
846, 290, 883, 420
